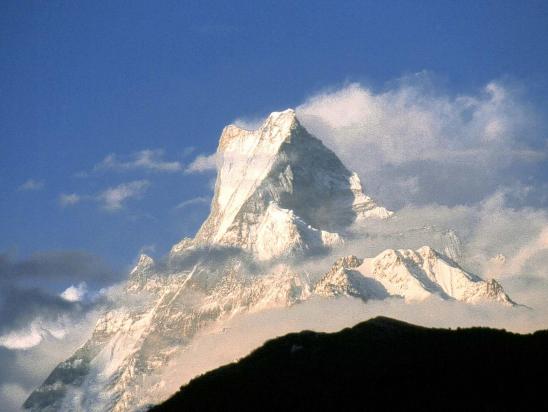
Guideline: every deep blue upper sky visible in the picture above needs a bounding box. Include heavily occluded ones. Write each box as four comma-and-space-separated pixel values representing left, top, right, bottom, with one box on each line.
2, 0, 548, 273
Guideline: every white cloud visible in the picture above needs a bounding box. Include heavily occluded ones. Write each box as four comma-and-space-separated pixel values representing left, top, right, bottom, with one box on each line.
94, 149, 182, 173
60, 282, 88, 302
175, 196, 210, 209
98, 180, 150, 211
0, 323, 45, 350
0, 307, 104, 410
58, 181, 150, 211
0, 315, 73, 350
181, 146, 196, 157
18, 179, 44, 191
297, 74, 547, 208
185, 153, 218, 173
59, 193, 81, 207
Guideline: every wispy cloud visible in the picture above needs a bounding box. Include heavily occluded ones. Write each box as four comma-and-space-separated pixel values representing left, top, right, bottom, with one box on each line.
98, 180, 150, 211
94, 149, 182, 173
181, 147, 196, 157
185, 153, 218, 174
139, 244, 156, 255
175, 196, 210, 209
297, 74, 548, 208
59, 180, 150, 211
59, 193, 81, 207
18, 179, 44, 192
232, 116, 266, 130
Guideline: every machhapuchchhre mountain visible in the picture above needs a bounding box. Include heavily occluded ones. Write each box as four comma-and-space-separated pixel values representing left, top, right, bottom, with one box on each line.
24, 109, 516, 412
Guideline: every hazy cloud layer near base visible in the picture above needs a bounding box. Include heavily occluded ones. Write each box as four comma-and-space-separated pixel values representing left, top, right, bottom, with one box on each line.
145, 288, 548, 406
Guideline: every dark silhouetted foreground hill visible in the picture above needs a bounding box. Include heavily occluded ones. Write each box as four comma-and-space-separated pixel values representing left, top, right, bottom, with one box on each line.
150, 317, 548, 412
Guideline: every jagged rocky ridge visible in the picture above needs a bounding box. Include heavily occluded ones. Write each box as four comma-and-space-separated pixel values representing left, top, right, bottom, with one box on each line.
25, 109, 515, 412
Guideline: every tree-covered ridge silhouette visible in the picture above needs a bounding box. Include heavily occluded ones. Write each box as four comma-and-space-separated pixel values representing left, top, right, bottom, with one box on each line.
150, 317, 548, 411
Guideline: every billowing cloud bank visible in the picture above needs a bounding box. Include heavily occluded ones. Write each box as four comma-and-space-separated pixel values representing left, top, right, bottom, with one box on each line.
297, 75, 547, 208
0, 252, 121, 410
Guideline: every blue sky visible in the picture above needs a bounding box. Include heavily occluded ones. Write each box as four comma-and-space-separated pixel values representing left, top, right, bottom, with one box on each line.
2, 0, 548, 273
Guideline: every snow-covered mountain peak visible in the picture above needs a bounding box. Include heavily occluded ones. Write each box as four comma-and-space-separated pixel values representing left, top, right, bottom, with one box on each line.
316, 246, 515, 305
219, 108, 297, 150
417, 245, 436, 258
253, 202, 343, 260
127, 254, 156, 292
362, 247, 514, 304
136, 253, 154, 268
174, 109, 391, 259
332, 255, 364, 270
26, 107, 519, 412
261, 108, 298, 130
129, 254, 154, 277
